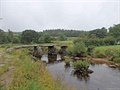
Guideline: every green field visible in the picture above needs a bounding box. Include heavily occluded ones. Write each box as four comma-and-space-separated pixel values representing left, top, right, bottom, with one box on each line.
94, 45, 120, 52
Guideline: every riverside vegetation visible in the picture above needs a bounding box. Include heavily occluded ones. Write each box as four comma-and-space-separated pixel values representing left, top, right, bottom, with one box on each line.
0, 47, 75, 90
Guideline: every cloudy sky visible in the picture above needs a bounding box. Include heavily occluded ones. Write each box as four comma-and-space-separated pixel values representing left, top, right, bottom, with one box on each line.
0, 0, 120, 32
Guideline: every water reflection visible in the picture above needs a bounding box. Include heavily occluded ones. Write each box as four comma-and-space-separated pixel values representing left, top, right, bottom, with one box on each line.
71, 70, 90, 81
64, 64, 70, 72
48, 54, 57, 63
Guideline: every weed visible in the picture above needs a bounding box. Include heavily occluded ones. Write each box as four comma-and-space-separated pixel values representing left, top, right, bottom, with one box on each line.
7, 49, 75, 90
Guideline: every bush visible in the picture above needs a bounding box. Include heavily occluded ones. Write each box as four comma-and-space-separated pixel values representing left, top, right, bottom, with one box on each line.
87, 45, 95, 55
64, 57, 71, 63
72, 42, 87, 57
105, 49, 120, 61
66, 46, 73, 55
95, 52, 106, 58
92, 50, 106, 58
105, 48, 116, 57
73, 60, 90, 69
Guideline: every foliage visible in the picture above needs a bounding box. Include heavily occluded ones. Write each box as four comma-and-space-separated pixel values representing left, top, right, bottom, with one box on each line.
105, 48, 116, 58
12, 36, 20, 43
64, 57, 71, 63
109, 24, 120, 38
89, 27, 107, 38
7, 29, 14, 42
38, 34, 52, 43
87, 45, 95, 55
66, 42, 87, 56
73, 37, 115, 47
73, 60, 90, 69
72, 42, 87, 56
43, 29, 85, 37
58, 33, 67, 41
66, 46, 73, 55
93, 46, 120, 63
103, 36, 115, 45
92, 50, 106, 58
21, 30, 39, 44
0, 29, 8, 44
104, 48, 120, 61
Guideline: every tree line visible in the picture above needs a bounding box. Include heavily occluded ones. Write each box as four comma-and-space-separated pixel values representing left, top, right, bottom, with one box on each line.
0, 24, 120, 44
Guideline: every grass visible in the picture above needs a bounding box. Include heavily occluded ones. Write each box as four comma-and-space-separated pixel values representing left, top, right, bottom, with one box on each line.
0, 63, 10, 75
94, 45, 120, 52
93, 45, 120, 64
6, 48, 75, 90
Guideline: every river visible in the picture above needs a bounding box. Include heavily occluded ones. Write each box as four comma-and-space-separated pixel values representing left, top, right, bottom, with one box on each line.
41, 55, 120, 90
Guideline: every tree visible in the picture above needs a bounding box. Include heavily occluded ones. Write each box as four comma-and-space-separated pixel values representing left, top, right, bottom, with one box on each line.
12, 36, 20, 43
7, 29, 13, 42
89, 27, 107, 38
109, 24, 120, 38
21, 30, 39, 44
58, 33, 67, 41
38, 34, 52, 43
0, 29, 8, 44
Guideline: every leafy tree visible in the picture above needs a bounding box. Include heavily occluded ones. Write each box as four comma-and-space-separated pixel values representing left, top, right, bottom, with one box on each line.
0, 29, 8, 44
43, 34, 52, 43
21, 30, 39, 44
58, 33, 67, 41
7, 29, 13, 42
38, 34, 52, 43
79, 31, 89, 38
109, 24, 120, 38
12, 36, 20, 43
89, 27, 107, 38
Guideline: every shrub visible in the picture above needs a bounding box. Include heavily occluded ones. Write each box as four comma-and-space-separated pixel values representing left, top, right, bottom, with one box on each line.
92, 50, 106, 58
105, 48, 116, 57
105, 49, 120, 61
72, 42, 87, 57
73, 60, 90, 69
87, 45, 95, 55
66, 46, 73, 55
64, 57, 71, 63
95, 52, 106, 58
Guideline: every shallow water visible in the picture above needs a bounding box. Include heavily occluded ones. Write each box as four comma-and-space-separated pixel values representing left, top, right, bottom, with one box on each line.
41, 55, 120, 90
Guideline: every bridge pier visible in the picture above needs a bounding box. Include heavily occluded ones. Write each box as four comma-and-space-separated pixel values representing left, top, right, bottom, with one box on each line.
58, 46, 67, 60
48, 46, 57, 62
30, 44, 67, 62
32, 46, 42, 59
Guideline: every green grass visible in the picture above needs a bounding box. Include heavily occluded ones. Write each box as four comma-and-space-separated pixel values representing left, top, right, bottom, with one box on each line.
94, 45, 120, 52
6, 48, 75, 90
93, 45, 120, 63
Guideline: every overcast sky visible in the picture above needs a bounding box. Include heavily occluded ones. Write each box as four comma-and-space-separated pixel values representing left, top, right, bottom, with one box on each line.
0, 0, 120, 32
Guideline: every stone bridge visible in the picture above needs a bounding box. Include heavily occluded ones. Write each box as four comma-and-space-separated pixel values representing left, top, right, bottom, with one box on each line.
5, 44, 68, 62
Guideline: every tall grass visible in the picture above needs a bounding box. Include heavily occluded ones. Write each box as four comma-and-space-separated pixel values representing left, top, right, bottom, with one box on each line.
7, 49, 75, 90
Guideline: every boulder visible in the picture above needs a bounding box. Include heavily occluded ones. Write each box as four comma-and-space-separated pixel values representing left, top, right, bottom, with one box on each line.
109, 65, 117, 68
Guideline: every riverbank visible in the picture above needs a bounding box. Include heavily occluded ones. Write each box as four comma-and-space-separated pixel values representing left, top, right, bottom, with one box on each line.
0, 47, 75, 90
